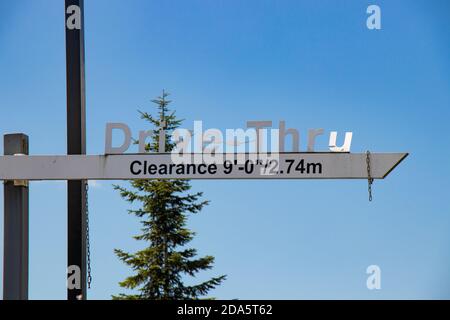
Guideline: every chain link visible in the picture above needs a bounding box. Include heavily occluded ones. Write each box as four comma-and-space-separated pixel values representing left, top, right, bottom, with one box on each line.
85, 180, 92, 289
366, 151, 374, 202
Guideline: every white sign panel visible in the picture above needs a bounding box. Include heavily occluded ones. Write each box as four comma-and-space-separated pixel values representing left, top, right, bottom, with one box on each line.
0, 153, 408, 181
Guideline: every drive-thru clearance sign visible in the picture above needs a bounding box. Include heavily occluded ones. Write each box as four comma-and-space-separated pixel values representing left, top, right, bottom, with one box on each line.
0, 153, 407, 180
0, 122, 408, 181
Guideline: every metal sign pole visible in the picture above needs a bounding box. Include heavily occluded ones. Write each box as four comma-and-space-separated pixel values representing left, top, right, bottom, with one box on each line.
3, 134, 29, 300
65, 0, 87, 300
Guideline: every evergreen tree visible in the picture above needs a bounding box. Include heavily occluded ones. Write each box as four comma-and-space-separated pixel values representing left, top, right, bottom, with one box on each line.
113, 91, 225, 300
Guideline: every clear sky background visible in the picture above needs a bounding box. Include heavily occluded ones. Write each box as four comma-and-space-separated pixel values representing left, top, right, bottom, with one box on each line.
0, 0, 449, 299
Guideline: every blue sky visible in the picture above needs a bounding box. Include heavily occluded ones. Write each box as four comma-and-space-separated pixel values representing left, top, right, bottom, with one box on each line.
0, 0, 449, 299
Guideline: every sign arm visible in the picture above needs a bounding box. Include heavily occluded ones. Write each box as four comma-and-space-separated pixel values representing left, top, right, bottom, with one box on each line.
381, 153, 409, 179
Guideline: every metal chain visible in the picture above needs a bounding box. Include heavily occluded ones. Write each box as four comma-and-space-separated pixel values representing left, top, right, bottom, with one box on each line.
366, 151, 374, 201
85, 180, 92, 289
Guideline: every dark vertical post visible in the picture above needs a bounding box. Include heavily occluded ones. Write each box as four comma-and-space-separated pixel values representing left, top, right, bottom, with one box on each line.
65, 0, 87, 300
3, 134, 29, 300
